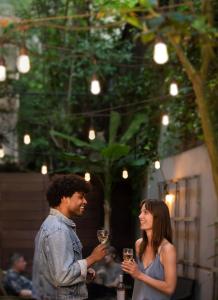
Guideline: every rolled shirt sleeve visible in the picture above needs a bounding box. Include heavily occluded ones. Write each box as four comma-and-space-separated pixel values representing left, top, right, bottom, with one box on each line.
44, 228, 87, 286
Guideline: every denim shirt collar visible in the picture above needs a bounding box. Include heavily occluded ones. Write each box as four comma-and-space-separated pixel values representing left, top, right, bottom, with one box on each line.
50, 208, 76, 228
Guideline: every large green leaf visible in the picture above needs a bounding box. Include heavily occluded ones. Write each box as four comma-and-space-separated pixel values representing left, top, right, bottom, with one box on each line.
120, 113, 146, 144
109, 111, 121, 145
123, 15, 143, 29
63, 152, 88, 162
101, 143, 130, 161
50, 130, 99, 151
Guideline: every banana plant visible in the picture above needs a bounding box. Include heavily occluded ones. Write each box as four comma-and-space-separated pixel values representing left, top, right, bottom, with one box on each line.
51, 111, 147, 231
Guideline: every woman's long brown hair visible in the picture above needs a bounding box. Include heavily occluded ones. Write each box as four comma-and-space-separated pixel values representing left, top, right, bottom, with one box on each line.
139, 199, 172, 260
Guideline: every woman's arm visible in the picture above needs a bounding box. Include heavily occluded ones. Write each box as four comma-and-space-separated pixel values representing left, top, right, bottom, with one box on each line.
122, 243, 177, 296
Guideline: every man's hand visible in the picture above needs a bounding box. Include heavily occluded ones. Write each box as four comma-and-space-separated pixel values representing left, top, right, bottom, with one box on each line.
86, 268, 96, 283
86, 244, 107, 267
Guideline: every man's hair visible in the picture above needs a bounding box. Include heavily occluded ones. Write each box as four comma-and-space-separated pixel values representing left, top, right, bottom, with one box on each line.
10, 253, 23, 267
46, 174, 91, 207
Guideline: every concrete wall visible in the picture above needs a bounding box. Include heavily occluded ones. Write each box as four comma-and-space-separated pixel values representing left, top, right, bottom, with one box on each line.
147, 144, 217, 300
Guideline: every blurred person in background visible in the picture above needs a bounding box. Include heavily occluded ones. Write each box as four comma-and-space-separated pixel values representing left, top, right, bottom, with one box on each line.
3, 253, 32, 298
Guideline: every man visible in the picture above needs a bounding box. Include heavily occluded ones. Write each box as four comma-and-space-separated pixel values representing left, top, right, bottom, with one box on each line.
3, 253, 32, 298
94, 246, 122, 288
32, 174, 106, 300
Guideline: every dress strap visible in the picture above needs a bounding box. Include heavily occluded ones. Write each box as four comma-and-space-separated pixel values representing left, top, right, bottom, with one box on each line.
158, 240, 168, 255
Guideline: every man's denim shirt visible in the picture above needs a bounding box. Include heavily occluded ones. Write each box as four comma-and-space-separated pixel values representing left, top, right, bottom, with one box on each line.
32, 208, 88, 300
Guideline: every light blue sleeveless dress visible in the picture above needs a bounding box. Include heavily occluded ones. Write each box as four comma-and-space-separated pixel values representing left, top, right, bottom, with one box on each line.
132, 254, 170, 300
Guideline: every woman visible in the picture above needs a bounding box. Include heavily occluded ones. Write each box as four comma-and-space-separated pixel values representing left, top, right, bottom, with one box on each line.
122, 199, 177, 300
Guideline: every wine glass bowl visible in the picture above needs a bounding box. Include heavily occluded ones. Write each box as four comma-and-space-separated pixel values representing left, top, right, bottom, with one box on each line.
97, 229, 109, 244
123, 248, 133, 261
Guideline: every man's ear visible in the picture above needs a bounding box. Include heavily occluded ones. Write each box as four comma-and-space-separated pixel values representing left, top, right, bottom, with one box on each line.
61, 196, 69, 204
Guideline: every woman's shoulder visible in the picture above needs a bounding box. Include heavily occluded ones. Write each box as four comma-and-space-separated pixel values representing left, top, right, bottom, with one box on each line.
135, 238, 143, 247
135, 238, 143, 255
159, 239, 176, 257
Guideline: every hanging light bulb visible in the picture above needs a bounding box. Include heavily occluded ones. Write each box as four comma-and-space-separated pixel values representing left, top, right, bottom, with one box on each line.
84, 172, 91, 182
23, 134, 31, 145
41, 164, 48, 175
0, 145, 5, 158
169, 82, 179, 96
90, 75, 101, 95
122, 168, 128, 179
0, 57, 6, 82
153, 41, 169, 64
162, 114, 169, 126
16, 47, 31, 74
88, 128, 96, 140
154, 160, 160, 169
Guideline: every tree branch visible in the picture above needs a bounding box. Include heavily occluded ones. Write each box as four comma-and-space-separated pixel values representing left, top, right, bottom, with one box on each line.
168, 36, 199, 84
200, 0, 215, 80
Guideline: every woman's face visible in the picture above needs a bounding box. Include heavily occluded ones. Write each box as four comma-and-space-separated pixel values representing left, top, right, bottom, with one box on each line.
139, 204, 153, 231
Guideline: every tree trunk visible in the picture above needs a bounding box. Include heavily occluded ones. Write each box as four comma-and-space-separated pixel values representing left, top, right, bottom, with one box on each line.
192, 77, 218, 203
170, 39, 218, 206
103, 162, 112, 231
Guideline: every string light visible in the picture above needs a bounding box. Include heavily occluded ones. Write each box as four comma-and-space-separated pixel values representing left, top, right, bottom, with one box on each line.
88, 128, 96, 140
90, 75, 101, 95
23, 134, 31, 145
84, 172, 91, 182
0, 57, 6, 82
122, 168, 128, 179
169, 82, 179, 96
41, 164, 48, 175
0, 145, 5, 158
16, 48, 31, 74
162, 114, 169, 126
154, 160, 160, 169
153, 41, 169, 64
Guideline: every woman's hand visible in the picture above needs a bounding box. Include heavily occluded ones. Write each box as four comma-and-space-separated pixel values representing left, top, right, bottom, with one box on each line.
121, 260, 141, 279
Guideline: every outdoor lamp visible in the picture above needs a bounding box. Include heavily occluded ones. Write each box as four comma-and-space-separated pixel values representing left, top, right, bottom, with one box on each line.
90, 75, 101, 95
0, 57, 6, 82
154, 160, 160, 169
23, 134, 31, 145
169, 81, 179, 96
153, 40, 169, 64
84, 172, 91, 182
88, 128, 96, 140
122, 168, 128, 179
162, 114, 169, 126
17, 47, 31, 73
0, 145, 5, 158
41, 164, 48, 175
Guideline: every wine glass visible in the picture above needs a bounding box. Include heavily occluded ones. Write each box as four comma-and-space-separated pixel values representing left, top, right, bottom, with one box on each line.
123, 248, 133, 261
97, 229, 109, 244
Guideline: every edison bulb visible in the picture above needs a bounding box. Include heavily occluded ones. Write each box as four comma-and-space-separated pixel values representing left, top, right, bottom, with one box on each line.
122, 169, 128, 179
88, 129, 96, 140
162, 114, 169, 126
170, 82, 178, 96
41, 164, 48, 175
153, 42, 169, 64
84, 172, 91, 182
24, 134, 31, 145
90, 77, 101, 95
154, 160, 160, 169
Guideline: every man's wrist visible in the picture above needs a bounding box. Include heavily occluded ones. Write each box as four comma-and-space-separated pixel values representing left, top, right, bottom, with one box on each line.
86, 255, 95, 267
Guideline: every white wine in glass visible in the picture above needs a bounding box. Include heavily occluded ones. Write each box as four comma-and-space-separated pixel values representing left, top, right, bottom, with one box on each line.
97, 229, 109, 244
123, 248, 133, 261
